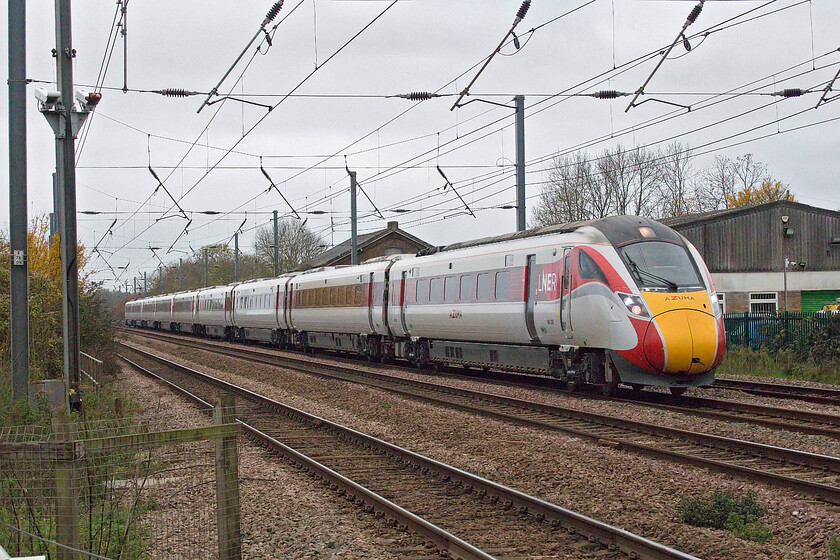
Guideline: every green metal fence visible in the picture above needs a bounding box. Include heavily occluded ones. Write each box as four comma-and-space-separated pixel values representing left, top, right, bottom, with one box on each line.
723, 312, 838, 349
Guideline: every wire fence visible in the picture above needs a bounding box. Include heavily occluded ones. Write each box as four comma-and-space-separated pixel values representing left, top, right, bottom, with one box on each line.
723, 311, 838, 350
0, 397, 240, 560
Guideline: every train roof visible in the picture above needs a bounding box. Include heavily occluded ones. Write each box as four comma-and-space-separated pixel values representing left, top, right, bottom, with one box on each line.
417, 215, 682, 255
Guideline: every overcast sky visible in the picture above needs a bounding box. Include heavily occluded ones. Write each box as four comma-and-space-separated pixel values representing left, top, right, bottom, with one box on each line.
2, 0, 840, 289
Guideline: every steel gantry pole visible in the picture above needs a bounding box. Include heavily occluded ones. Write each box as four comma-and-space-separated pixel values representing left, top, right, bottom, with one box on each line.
515, 95, 526, 232
179, 258, 183, 291
204, 247, 209, 287
234, 232, 239, 283
273, 210, 279, 277
8, 0, 29, 401
349, 172, 358, 265
55, 0, 82, 395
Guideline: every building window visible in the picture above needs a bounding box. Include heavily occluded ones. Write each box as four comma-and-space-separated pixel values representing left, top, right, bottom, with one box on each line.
717, 293, 725, 315
749, 292, 777, 314
383, 247, 402, 256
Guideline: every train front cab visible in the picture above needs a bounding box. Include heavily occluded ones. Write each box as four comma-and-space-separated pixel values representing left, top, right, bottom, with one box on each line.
595, 219, 726, 392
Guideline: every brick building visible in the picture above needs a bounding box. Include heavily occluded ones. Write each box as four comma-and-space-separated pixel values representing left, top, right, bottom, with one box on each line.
662, 201, 840, 314
301, 221, 433, 269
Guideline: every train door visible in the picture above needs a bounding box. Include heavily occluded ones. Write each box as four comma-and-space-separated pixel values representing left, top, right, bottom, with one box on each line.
399, 271, 409, 334
525, 254, 539, 341
561, 247, 573, 338
366, 273, 376, 332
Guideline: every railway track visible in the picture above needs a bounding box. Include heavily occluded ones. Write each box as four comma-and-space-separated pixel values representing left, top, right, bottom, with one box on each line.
118, 343, 698, 560
122, 332, 840, 506
709, 377, 840, 407
124, 328, 840, 440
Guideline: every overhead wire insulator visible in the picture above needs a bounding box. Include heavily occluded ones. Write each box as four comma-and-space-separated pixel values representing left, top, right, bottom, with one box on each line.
397, 91, 439, 101
589, 90, 629, 99
262, 1, 283, 27
686, 2, 703, 25
514, 0, 531, 24
156, 88, 196, 97
773, 88, 806, 98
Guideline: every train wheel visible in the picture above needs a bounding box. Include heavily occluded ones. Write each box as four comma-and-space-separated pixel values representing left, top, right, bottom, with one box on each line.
669, 387, 687, 397
601, 382, 618, 398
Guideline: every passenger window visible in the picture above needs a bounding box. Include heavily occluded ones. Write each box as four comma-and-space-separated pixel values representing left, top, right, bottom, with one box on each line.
429, 278, 442, 303
416, 279, 427, 302
495, 271, 510, 300
477, 273, 492, 300
444, 277, 456, 302
579, 250, 608, 284
459, 275, 474, 301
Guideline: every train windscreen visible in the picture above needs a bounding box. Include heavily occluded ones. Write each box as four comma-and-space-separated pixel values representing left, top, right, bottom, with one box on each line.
619, 241, 703, 291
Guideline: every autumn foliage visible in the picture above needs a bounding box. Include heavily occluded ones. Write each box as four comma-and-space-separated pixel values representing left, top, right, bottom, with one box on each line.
725, 178, 796, 208
1, 214, 112, 382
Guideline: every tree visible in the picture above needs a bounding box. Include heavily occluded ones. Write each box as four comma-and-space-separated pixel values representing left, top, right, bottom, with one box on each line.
533, 152, 597, 226
657, 142, 696, 217
533, 144, 667, 226
701, 153, 768, 210
253, 219, 324, 274
725, 177, 795, 208
0, 214, 114, 382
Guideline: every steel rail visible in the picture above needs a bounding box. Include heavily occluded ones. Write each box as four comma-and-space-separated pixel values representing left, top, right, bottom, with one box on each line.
123, 327, 840, 438
615, 392, 840, 439
710, 377, 840, 406
118, 345, 699, 560
122, 332, 840, 505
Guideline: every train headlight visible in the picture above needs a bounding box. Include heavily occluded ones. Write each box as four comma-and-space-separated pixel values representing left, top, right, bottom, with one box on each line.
617, 292, 650, 318
710, 292, 722, 317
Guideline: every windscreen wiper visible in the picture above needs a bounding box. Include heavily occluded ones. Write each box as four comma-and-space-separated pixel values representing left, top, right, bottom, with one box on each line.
626, 257, 678, 290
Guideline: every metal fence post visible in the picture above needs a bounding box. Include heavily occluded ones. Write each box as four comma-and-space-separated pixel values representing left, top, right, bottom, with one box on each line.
783, 312, 790, 347
214, 394, 241, 560
743, 312, 750, 348
53, 412, 80, 560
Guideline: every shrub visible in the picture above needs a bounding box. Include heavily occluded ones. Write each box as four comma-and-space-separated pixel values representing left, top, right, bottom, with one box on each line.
725, 513, 772, 544
829, 535, 840, 560
678, 490, 771, 543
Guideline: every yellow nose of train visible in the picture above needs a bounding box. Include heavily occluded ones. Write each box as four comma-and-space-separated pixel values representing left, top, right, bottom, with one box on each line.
640, 291, 720, 374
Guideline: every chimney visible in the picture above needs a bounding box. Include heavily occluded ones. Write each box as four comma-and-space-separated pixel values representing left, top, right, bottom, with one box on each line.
387, 221, 398, 230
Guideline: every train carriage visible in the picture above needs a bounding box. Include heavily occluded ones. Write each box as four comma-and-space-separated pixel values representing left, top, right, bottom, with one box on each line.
124, 300, 140, 326
288, 257, 405, 358
171, 291, 198, 333
231, 274, 297, 344
195, 286, 235, 339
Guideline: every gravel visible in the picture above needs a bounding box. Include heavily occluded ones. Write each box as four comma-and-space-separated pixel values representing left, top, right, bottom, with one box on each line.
115, 359, 426, 560
123, 335, 840, 559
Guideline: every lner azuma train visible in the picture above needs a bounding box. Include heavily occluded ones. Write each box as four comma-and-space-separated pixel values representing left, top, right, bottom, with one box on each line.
125, 216, 726, 395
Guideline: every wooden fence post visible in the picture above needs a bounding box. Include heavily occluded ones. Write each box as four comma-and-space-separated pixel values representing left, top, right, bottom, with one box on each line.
215, 394, 241, 560
53, 412, 81, 560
